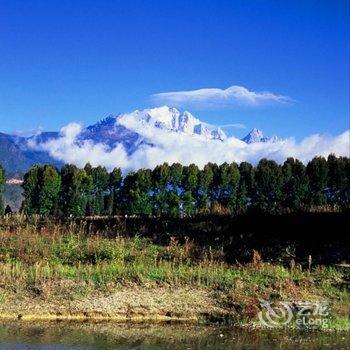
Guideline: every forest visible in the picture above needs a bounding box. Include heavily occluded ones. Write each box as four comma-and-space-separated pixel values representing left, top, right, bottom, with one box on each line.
0, 154, 349, 217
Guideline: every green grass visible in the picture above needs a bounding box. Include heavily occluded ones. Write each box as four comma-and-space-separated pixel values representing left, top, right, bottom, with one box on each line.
327, 316, 350, 331
0, 224, 347, 294
0, 218, 349, 329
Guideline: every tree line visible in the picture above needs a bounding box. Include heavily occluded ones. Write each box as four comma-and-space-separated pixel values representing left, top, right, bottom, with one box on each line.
1, 155, 349, 216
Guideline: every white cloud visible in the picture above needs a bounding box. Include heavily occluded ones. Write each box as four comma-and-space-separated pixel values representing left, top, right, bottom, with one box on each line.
152, 85, 292, 108
219, 123, 247, 130
30, 119, 350, 173
29, 123, 129, 170
13, 126, 44, 137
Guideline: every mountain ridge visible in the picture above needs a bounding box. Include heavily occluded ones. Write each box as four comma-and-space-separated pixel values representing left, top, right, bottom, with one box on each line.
0, 106, 276, 176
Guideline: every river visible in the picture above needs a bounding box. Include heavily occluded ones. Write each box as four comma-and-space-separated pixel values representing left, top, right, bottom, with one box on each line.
0, 321, 349, 349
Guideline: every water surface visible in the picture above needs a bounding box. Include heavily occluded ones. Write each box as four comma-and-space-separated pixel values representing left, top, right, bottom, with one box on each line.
0, 321, 349, 349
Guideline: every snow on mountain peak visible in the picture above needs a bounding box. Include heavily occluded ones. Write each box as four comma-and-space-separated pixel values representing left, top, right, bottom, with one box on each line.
244, 128, 264, 142
117, 106, 226, 140
241, 128, 279, 144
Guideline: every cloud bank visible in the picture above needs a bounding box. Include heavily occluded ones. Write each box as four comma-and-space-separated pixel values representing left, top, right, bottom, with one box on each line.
30, 119, 350, 173
152, 85, 292, 108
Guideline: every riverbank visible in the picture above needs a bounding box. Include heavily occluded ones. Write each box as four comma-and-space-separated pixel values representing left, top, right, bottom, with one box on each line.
0, 284, 220, 322
0, 283, 349, 330
0, 223, 349, 330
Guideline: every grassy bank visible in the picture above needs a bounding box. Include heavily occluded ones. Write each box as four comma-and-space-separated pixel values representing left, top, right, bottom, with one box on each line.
0, 219, 349, 330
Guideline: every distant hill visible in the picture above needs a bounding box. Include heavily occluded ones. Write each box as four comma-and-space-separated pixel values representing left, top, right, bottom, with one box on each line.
4, 183, 23, 212
0, 132, 62, 176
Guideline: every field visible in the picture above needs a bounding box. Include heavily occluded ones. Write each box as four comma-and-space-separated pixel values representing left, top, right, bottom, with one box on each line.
0, 215, 349, 330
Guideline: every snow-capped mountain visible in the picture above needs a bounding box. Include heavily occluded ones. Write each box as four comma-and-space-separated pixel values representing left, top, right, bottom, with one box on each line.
48, 106, 286, 148
241, 128, 278, 144
0, 106, 279, 175
79, 114, 149, 153
75, 106, 227, 153
118, 106, 227, 140
75, 106, 227, 152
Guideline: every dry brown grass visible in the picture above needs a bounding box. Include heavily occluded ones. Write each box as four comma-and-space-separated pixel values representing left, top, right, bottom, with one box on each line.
0, 217, 348, 329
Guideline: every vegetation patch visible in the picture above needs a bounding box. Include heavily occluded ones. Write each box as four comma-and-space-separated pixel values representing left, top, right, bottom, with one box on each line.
0, 222, 348, 330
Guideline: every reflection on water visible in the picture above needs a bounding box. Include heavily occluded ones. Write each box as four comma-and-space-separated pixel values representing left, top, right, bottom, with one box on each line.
0, 321, 349, 350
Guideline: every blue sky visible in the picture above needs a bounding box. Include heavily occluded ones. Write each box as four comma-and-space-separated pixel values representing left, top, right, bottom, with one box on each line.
0, 0, 349, 139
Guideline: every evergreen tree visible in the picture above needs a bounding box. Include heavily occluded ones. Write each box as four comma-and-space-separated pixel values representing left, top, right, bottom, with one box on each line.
217, 162, 240, 212
208, 163, 220, 204
90, 166, 109, 193
306, 156, 328, 205
22, 165, 40, 214
282, 158, 309, 209
60, 165, 92, 216
122, 169, 152, 215
109, 167, 123, 189
37, 165, 61, 215
181, 164, 198, 216
86, 165, 109, 215
182, 190, 196, 216
254, 159, 283, 211
152, 163, 170, 216
167, 163, 183, 216
84, 163, 92, 175
109, 167, 122, 214
327, 154, 349, 207
197, 163, 214, 213
237, 162, 255, 210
